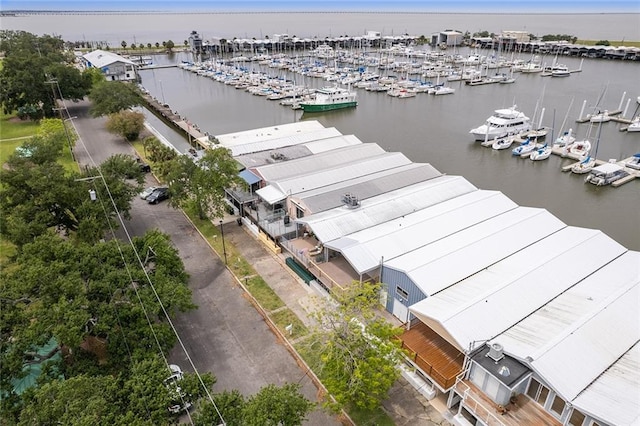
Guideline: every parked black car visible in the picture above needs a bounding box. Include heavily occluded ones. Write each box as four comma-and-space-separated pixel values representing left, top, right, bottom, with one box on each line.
146, 187, 169, 204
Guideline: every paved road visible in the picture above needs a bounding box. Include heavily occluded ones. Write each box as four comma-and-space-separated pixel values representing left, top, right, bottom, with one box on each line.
69, 99, 340, 425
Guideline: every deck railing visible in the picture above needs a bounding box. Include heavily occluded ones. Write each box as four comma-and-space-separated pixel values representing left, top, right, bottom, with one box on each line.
454, 380, 506, 426
400, 342, 459, 390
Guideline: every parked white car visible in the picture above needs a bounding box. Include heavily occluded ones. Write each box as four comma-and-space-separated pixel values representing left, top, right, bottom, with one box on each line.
139, 186, 158, 200
164, 364, 192, 414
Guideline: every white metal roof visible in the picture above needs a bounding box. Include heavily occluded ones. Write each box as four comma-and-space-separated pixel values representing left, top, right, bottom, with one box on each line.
326, 190, 517, 275
409, 227, 627, 351
298, 175, 477, 243
228, 127, 342, 156
255, 143, 386, 183
572, 340, 640, 426
496, 249, 637, 360
269, 151, 412, 197
530, 281, 638, 400
391, 207, 566, 296
215, 120, 326, 147
83, 50, 135, 68
303, 134, 363, 154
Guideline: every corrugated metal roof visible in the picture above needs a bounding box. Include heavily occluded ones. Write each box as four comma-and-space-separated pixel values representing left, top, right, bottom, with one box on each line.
327, 191, 517, 274
298, 175, 477, 243
391, 207, 566, 296
229, 127, 342, 156
271, 151, 412, 197
298, 163, 441, 214
83, 50, 135, 68
496, 247, 637, 360
572, 340, 640, 426
216, 120, 326, 147
256, 143, 386, 183
531, 282, 638, 401
410, 228, 625, 349
235, 145, 313, 169
303, 134, 363, 154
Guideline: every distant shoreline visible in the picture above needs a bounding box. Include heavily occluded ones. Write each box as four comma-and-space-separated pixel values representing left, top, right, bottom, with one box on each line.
2, 11, 638, 15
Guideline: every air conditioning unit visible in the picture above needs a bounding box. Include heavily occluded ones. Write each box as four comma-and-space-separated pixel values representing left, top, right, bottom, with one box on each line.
487, 342, 505, 363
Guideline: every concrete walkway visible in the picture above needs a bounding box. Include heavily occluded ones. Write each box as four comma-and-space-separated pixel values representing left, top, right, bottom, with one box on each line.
221, 216, 452, 426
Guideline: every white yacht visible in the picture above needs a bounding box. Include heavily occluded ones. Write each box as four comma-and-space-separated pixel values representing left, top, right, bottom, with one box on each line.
469, 105, 532, 141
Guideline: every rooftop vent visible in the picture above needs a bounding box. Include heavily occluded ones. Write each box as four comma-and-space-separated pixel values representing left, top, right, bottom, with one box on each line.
487, 342, 505, 363
270, 151, 287, 161
498, 365, 511, 377
342, 193, 360, 209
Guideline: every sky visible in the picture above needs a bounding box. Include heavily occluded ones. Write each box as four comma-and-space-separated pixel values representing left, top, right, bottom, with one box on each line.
1, 0, 639, 13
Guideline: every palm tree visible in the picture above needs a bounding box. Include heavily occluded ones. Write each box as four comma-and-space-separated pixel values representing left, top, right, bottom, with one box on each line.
121, 40, 127, 50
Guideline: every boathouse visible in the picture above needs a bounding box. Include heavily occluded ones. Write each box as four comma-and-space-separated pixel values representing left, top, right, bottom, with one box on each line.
208, 120, 638, 426
81, 49, 138, 81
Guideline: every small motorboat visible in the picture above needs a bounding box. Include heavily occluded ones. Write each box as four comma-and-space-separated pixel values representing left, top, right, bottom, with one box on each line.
512, 138, 537, 156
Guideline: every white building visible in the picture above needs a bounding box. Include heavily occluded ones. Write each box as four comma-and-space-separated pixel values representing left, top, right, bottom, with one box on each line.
81, 50, 138, 81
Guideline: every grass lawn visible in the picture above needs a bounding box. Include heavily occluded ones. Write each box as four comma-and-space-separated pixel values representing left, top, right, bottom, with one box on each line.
0, 111, 39, 141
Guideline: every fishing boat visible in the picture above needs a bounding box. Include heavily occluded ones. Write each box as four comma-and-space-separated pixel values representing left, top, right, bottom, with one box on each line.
299, 85, 357, 113
584, 163, 629, 186
469, 105, 532, 141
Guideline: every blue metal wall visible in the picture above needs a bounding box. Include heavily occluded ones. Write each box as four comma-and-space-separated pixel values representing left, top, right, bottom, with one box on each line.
381, 265, 427, 317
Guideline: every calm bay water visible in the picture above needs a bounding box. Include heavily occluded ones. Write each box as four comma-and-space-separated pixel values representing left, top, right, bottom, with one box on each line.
2, 12, 639, 44
138, 50, 640, 250
5, 12, 639, 249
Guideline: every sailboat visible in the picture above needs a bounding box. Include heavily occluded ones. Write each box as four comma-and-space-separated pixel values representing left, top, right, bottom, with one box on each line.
571, 120, 603, 174
531, 109, 556, 161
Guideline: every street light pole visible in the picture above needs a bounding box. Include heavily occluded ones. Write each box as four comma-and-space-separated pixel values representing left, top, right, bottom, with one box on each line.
219, 220, 228, 265
159, 79, 166, 104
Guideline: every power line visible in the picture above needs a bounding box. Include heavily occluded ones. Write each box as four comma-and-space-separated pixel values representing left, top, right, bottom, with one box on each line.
61, 92, 224, 424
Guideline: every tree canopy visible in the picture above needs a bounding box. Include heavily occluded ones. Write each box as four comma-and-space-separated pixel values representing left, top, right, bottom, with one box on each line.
0, 30, 92, 119
302, 281, 405, 411
87, 81, 142, 117
164, 148, 243, 220
105, 110, 146, 141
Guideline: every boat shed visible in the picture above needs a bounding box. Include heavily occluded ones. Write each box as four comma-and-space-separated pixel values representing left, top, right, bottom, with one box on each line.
215, 120, 326, 147
234, 134, 363, 170
227, 127, 342, 157
255, 151, 412, 206
290, 162, 442, 216
407, 230, 638, 426
254, 143, 386, 183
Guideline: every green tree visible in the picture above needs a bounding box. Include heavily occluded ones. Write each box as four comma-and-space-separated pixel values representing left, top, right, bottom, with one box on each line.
155, 42, 160, 49
184, 40, 188, 47
165, 40, 175, 52
121, 40, 127, 49
130, 43, 137, 50
242, 383, 314, 426
0, 30, 87, 118
304, 281, 404, 411
595, 40, 610, 46
88, 81, 141, 117
194, 390, 246, 426
165, 148, 242, 220
147, 42, 152, 49
105, 110, 145, 141
142, 135, 178, 178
